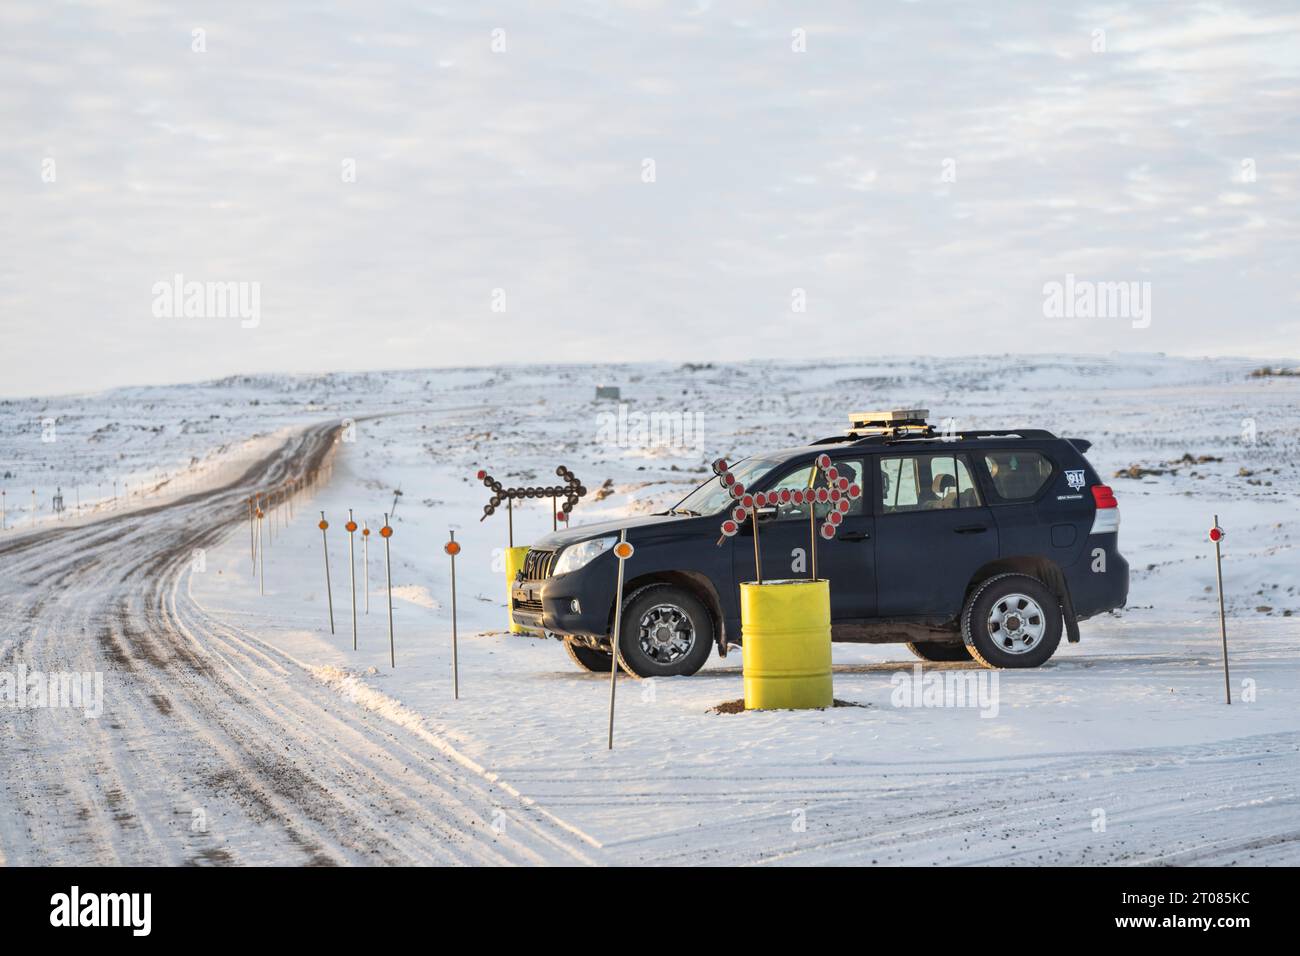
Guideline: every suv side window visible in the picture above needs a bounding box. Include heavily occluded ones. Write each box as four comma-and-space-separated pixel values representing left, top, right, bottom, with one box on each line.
983, 450, 1054, 500
880, 453, 982, 513
768, 459, 866, 520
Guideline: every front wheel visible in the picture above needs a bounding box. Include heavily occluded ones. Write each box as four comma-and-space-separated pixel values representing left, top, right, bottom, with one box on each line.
961, 573, 1062, 668
615, 584, 714, 678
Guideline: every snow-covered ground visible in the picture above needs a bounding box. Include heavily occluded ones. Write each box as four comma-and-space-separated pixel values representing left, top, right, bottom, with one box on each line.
3, 355, 1299, 864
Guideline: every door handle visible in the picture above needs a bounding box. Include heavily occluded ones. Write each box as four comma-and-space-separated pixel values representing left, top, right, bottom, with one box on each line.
954, 525, 988, 534
840, 531, 870, 541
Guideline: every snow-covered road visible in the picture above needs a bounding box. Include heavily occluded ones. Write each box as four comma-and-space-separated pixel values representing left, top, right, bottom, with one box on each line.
0, 421, 594, 865
3, 355, 1299, 865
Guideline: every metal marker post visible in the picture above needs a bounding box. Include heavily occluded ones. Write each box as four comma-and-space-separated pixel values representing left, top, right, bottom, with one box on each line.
607, 531, 634, 750
507, 496, 514, 547
319, 512, 335, 634
445, 531, 461, 699
363, 523, 371, 614
248, 496, 256, 570
382, 515, 395, 667
346, 510, 358, 651
257, 507, 266, 596
1211, 517, 1231, 705
808, 466, 819, 580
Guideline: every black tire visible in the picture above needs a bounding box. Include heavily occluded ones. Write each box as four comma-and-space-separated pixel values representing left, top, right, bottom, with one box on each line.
563, 637, 613, 673
905, 641, 973, 663
961, 572, 1062, 668
614, 584, 714, 678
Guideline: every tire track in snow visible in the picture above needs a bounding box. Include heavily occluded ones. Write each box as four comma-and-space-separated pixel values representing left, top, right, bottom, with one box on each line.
0, 419, 596, 865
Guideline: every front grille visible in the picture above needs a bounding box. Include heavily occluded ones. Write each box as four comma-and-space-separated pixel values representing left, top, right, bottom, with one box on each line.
522, 548, 556, 580
513, 596, 544, 614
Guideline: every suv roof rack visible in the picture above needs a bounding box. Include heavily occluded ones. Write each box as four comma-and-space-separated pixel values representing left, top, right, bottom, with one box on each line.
845, 408, 935, 440
811, 424, 1059, 447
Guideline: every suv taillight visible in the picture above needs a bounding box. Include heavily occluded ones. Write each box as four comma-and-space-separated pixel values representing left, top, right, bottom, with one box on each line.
1090, 484, 1120, 533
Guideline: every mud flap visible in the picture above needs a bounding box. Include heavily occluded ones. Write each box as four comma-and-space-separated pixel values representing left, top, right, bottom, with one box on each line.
1044, 565, 1081, 643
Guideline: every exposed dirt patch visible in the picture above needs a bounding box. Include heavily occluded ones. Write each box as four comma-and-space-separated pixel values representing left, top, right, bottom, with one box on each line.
710, 698, 868, 714
187, 846, 234, 866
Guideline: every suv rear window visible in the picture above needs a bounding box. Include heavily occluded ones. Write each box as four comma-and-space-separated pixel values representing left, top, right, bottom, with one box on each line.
983, 451, 1054, 500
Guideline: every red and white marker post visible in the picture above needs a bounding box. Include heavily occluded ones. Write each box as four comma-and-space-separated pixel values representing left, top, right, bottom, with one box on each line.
607, 531, 635, 750
445, 531, 462, 699
319, 512, 335, 635
1210, 517, 1231, 705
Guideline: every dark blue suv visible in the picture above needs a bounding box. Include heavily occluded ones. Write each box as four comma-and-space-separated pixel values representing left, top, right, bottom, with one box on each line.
511, 412, 1128, 676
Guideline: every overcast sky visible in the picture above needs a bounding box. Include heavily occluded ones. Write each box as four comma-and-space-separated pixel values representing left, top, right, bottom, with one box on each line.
3, 1, 1298, 397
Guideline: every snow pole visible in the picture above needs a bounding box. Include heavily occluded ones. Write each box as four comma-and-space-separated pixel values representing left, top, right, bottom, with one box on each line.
256, 504, 266, 596
248, 496, 256, 569
1, 489, 5, 530
362, 522, 371, 614
319, 512, 335, 634
381, 515, 395, 667
507, 496, 514, 547
445, 531, 461, 699
346, 509, 358, 651
1211, 517, 1231, 705
31, 489, 36, 527
607, 531, 634, 750
808, 464, 819, 580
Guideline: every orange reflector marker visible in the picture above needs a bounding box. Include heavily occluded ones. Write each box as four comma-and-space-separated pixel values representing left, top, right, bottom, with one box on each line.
319, 519, 329, 530
380, 525, 392, 538
345, 520, 357, 533
607, 530, 634, 749
444, 540, 461, 556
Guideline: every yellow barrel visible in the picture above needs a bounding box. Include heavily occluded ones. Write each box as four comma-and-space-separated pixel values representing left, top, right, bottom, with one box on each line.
506, 545, 532, 634
741, 579, 832, 710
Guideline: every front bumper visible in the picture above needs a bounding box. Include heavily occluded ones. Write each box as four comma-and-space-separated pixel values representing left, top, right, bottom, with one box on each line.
510, 566, 612, 638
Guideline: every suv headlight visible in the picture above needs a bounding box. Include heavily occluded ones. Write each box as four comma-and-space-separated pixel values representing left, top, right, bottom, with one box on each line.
553, 535, 618, 575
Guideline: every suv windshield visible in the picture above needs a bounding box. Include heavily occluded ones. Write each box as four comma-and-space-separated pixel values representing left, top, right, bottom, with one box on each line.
671, 458, 783, 516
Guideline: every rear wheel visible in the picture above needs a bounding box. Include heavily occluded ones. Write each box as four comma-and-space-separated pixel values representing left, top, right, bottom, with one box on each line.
906, 641, 972, 663
962, 573, 1062, 668
615, 584, 714, 678
563, 637, 613, 673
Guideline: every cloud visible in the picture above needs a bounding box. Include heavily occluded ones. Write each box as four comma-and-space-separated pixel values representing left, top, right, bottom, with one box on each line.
2, 0, 1298, 396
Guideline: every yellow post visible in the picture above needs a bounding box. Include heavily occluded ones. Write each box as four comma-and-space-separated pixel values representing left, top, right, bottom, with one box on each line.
506, 545, 531, 634
741, 579, 832, 710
